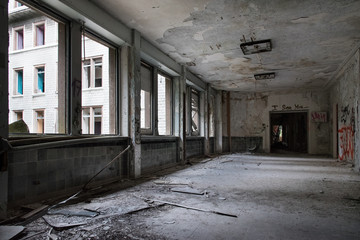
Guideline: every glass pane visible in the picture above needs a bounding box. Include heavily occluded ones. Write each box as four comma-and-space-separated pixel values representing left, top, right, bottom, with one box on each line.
191, 89, 199, 136
81, 34, 115, 134
141, 90, 151, 129
209, 95, 215, 137
158, 74, 171, 135
140, 64, 152, 130
8, 2, 65, 134
36, 24, 45, 46
94, 117, 102, 135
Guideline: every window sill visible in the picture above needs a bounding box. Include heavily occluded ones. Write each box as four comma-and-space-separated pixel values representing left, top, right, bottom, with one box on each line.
141, 135, 178, 143
11, 95, 23, 98
32, 93, 45, 97
82, 87, 104, 92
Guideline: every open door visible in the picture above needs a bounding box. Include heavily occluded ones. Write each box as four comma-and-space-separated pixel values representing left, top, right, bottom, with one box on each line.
270, 112, 308, 153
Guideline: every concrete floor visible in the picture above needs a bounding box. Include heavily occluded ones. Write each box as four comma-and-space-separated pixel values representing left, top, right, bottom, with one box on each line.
19, 153, 360, 239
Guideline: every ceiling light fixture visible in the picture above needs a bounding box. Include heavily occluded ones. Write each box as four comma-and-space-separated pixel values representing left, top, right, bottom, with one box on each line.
240, 39, 272, 55
254, 72, 275, 80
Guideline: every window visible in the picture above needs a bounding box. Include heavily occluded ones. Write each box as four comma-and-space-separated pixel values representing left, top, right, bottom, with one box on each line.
35, 23, 45, 46
157, 73, 172, 135
14, 111, 23, 121
8, 1, 66, 134
35, 110, 44, 133
82, 57, 102, 88
14, 27, 24, 50
14, 1, 23, 7
209, 95, 215, 137
188, 88, 200, 136
81, 33, 116, 134
14, 69, 23, 95
35, 66, 45, 93
140, 63, 152, 131
82, 106, 102, 134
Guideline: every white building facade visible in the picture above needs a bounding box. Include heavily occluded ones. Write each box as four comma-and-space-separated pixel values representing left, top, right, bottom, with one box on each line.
8, 0, 112, 134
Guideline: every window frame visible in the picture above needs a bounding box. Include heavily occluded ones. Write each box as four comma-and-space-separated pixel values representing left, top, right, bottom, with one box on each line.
34, 109, 45, 134
157, 71, 173, 136
13, 26, 24, 50
81, 106, 103, 135
34, 65, 45, 94
34, 21, 45, 47
13, 68, 24, 96
186, 86, 201, 136
82, 56, 103, 89
140, 61, 154, 134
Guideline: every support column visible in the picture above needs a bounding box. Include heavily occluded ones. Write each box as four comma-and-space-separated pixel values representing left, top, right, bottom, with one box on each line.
227, 91, 231, 152
70, 22, 82, 135
129, 30, 141, 178
204, 85, 210, 155
121, 47, 130, 137
179, 66, 186, 164
215, 90, 223, 153
0, 0, 8, 219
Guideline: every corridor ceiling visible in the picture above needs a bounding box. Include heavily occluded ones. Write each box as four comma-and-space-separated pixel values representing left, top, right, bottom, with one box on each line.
91, 0, 360, 92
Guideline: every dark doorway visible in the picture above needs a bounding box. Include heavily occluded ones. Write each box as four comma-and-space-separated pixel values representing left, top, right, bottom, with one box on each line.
270, 112, 308, 153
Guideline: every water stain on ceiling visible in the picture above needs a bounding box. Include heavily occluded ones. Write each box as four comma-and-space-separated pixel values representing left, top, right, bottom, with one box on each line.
91, 0, 360, 92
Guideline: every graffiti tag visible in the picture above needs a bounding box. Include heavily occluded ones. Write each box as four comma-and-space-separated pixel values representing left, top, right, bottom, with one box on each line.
311, 112, 327, 123
338, 126, 354, 161
340, 105, 350, 124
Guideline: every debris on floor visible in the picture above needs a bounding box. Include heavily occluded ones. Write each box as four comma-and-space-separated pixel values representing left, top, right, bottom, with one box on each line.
170, 187, 204, 195
0, 225, 25, 240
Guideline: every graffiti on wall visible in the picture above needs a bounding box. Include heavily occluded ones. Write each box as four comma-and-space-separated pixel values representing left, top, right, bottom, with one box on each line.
338, 105, 355, 161
340, 105, 350, 124
338, 126, 354, 161
271, 104, 309, 111
311, 112, 327, 122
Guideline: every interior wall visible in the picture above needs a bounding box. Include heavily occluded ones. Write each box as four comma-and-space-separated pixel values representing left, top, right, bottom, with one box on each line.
329, 49, 360, 171
224, 91, 331, 154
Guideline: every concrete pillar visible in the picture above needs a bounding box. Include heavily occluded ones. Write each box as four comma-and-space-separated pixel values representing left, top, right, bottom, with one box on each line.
200, 91, 205, 137
0, 0, 8, 219
70, 22, 82, 135
129, 30, 141, 178
215, 90, 223, 153
109, 47, 117, 134
173, 76, 180, 137
58, 23, 66, 133
179, 66, 186, 163
121, 47, 130, 136
204, 85, 210, 155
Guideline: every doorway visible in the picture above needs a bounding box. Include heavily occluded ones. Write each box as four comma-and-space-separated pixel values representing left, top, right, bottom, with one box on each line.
270, 112, 308, 153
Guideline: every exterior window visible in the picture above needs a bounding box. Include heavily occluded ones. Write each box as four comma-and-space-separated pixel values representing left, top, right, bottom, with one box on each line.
15, 1, 23, 7
82, 57, 102, 88
15, 111, 23, 121
81, 33, 116, 135
94, 107, 102, 135
14, 28, 24, 50
191, 88, 200, 136
94, 58, 102, 87
35, 23, 45, 46
82, 107, 102, 135
14, 69, 23, 95
140, 63, 152, 131
209, 95, 215, 137
157, 73, 172, 135
35, 110, 44, 133
8, 1, 66, 134
35, 66, 45, 93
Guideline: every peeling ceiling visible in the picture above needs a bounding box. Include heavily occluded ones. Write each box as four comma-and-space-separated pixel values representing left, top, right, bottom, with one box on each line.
90, 0, 360, 92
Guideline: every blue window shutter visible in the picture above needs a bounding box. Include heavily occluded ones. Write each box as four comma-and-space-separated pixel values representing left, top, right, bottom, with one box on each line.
18, 71, 23, 94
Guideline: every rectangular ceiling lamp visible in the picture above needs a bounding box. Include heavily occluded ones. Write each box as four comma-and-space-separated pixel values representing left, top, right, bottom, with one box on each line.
240, 39, 272, 55
254, 72, 275, 80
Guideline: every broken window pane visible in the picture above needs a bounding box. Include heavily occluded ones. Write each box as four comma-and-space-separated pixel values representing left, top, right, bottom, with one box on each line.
140, 63, 152, 131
